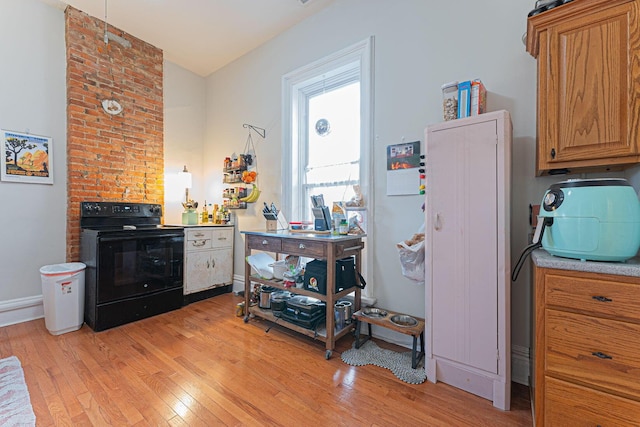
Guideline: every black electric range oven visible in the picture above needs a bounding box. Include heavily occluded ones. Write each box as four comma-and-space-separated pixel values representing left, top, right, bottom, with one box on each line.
80, 202, 184, 331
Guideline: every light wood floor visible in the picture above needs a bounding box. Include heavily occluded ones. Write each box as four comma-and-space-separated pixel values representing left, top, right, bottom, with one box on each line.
0, 293, 532, 426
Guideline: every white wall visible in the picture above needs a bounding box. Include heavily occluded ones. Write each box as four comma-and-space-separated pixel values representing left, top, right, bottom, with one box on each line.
202, 0, 543, 351
163, 61, 207, 225
0, 0, 66, 316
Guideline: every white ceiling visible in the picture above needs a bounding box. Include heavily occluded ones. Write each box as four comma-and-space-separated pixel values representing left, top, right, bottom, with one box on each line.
43, 0, 335, 76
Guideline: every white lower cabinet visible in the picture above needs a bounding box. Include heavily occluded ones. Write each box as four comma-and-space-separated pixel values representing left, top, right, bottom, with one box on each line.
184, 226, 234, 296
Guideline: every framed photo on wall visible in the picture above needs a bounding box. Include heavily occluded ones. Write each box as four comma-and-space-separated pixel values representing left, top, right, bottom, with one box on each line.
1, 129, 53, 184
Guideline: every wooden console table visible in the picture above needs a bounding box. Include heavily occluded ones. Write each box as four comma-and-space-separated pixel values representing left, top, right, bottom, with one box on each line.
353, 309, 425, 369
241, 230, 365, 359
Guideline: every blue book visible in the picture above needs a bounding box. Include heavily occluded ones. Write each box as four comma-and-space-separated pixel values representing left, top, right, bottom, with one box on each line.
457, 80, 471, 118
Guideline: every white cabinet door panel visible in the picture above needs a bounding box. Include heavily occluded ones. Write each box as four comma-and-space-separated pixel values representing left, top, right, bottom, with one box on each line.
425, 111, 511, 410
185, 251, 213, 294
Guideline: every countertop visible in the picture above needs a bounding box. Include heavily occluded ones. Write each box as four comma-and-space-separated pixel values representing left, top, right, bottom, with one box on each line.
532, 248, 640, 278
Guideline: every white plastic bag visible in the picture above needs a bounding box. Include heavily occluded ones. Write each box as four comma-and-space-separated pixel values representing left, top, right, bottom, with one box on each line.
396, 229, 425, 284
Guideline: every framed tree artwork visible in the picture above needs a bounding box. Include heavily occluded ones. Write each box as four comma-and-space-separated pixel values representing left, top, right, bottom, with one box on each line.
1, 129, 53, 184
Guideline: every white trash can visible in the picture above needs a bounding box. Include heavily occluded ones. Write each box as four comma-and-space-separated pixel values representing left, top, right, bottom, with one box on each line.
39, 262, 86, 335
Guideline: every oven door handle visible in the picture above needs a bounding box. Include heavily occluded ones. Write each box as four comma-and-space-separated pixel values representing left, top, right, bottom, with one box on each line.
98, 232, 184, 242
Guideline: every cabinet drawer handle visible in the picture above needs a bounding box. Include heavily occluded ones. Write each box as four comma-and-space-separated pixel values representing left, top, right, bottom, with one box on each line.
217, 237, 227, 241
262, 239, 268, 245
194, 232, 205, 237
591, 352, 613, 360
592, 295, 612, 303
192, 240, 207, 247
299, 243, 306, 249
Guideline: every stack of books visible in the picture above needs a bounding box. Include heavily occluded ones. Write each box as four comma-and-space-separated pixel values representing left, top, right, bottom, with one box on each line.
457, 79, 486, 119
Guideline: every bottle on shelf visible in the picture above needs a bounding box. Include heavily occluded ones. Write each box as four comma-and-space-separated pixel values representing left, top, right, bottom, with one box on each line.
201, 201, 209, 223
212, 204, 219, 224
208, 204, 214, 223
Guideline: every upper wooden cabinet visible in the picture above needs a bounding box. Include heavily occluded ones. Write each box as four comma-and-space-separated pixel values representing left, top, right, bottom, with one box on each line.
527, 0, 640, 175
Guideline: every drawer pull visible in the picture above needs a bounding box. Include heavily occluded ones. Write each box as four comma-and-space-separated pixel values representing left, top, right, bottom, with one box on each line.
592, 295, 613, 303
194, 232, 205, 237
343, 245, 363, 251
591, 352, 613, 360
262, 240, 268, 245
299, 243, 306, 249
192, 240, 207, 247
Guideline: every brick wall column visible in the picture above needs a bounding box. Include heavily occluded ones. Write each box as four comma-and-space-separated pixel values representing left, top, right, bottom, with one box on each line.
65, 7, 164, 261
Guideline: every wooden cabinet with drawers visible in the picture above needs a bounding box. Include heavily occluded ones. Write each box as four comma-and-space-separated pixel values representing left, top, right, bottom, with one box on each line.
526, 0, 640, 175
533, 266, 640, 425
184, 226, 234, 303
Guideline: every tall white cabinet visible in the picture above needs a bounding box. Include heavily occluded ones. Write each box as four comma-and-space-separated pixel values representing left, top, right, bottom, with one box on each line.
424, 110, 511, 410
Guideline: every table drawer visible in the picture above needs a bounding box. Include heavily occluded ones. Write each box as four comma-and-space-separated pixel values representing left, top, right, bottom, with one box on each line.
545, 377, 640, 425
546, 309, 640, 399
282, 238, 326, 258
186, 229, 212, 250
246, 235, 281, 252
210, 228, 233, 248
335, 239, 364, 258
545, 273, 640, 322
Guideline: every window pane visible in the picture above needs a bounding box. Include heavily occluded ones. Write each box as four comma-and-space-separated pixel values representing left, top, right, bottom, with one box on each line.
305, 184, 357, 220
302, 81, 360, 221
306, 163, 359, 185
308, 82, 360, 168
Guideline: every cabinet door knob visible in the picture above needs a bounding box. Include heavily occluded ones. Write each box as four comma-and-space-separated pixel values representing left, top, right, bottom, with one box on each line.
299, 243, 306, 249
262, 239, 268, 245
592, 295, 612, 303
550, 148, 556, 159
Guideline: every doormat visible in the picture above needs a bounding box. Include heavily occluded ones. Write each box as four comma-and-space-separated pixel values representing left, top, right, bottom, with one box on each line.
0, 356, 36, 426
341, 340, 427, 384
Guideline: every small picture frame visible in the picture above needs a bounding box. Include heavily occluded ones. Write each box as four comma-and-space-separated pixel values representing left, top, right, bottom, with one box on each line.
1, 129, 53, 184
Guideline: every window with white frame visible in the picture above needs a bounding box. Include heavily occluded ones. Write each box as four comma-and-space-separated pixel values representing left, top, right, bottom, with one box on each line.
282, 37, 374, 290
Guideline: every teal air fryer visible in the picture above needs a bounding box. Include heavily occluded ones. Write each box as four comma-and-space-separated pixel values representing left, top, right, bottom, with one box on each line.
538, 178, 640, 261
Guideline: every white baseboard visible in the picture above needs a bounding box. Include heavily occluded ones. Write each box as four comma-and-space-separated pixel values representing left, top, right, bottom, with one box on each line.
511, 344, 530, 386
0, 295, 44, 328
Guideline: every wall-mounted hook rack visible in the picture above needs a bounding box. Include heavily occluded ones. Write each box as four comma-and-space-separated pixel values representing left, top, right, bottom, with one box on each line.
243, 123, 266, 139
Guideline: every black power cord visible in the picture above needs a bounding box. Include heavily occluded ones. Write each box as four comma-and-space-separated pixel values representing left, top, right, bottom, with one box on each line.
511, 217, 554, 282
